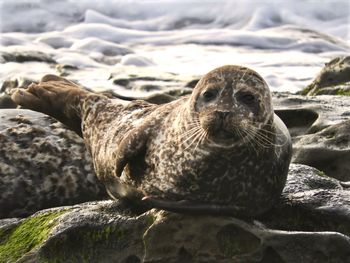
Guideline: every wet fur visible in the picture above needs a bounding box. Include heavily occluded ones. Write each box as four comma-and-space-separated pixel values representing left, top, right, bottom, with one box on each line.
12, 65, 292, 217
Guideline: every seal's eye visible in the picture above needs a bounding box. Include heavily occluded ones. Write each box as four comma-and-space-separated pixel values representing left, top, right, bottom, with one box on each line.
202, 90, 217, 102
238, 92, 256, 105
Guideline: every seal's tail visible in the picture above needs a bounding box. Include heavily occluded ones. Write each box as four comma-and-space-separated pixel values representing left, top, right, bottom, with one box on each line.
11, 74, 91, 136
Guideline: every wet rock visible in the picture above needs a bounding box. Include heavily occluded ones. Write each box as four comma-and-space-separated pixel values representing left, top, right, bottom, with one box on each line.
292, 120, 350, 181
113, 78, 130, 87
109, 88, 191, 105
260, 164, 350, 232
55, 64, 79, 77
273, 93, 350, 138
300, 56, 350, 96
273, 93, 350, 181
1, 66, 349, 261
0, 94, 17, 108
0, 51, 56, 64
0, 109, 108, 218
1, 164, 350, 263
185, 78, 200, 88
1, 77, 36, 94
110, 66, 196, 95
112, 76, 180, 93
133, 82, 165, 92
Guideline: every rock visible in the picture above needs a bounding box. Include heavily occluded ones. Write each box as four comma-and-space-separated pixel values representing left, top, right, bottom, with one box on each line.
95, 88, 186, 105
300, 56, 350, 96
260, 164, 350, 230
1, 77, 36, 94
165, 88, 193, 98
112, 78, 131, 87
0, 51, 56, 64
0, 109, 108, 218
1, 66, 350, 261
112, 76, 181, 93
273, 93, 350, 181
55, 64, 79, 77
110, 66, 197, 95
1, 164, 350, 262
0, 94, 17, 108
143, 93, 178, 105
273, 93, 350, 138
110, 71, 194, 104
292, 120, 350, 181
184, 78, 200, 89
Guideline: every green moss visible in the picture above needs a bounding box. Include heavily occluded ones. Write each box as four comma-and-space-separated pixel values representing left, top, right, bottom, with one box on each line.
335, 90, 350, 96
316, 170, 327, 177
146, 215, 156, 227
142, 214, 157, 255
299, 84, 314, 95
39, 211, 155, 263
217, 224, 260, 258
0, 211, 67, 262
40, 225, 130, 263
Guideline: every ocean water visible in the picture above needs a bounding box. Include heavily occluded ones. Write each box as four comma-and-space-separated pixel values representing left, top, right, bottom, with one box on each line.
0, 0, 349, 94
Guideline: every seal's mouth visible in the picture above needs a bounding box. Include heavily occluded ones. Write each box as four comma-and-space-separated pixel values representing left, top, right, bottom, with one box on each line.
141, 196, 250, 217
206, 128, 241, 145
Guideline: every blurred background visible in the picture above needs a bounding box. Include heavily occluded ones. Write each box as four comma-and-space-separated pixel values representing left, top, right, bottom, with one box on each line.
0, 0, 349, 95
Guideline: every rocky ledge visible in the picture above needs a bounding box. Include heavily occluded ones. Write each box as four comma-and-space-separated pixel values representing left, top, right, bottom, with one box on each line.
1, 56, 350, 262
1, 164, 350, 263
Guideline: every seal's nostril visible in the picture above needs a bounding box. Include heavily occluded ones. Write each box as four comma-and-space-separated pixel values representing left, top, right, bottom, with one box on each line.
217, 111, 230, 119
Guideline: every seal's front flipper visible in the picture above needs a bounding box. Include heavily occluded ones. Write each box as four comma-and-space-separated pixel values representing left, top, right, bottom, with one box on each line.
11, 75, 91, 136
115, 127, 150, 177
11, 88, 50, 113
101, 126, 152, 201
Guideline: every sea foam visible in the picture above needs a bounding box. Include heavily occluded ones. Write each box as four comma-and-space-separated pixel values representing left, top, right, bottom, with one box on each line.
0, 0, 349, 93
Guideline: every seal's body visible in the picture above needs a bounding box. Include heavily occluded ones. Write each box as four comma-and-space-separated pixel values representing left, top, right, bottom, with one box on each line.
12, 65, 292, 216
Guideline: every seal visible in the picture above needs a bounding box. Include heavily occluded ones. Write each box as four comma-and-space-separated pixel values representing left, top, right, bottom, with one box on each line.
12, 65, 292, 217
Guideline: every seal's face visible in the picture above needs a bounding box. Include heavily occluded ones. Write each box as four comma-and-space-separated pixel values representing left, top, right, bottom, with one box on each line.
190, 65, 273, 146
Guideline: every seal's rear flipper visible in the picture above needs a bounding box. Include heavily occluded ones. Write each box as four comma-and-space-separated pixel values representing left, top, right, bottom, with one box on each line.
11, 75, 93, 136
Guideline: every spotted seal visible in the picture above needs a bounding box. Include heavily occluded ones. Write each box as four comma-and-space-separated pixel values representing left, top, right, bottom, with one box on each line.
12, 65, 292, 217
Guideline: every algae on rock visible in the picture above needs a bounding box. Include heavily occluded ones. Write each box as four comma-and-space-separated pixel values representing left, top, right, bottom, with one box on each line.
0, 210, 67, 263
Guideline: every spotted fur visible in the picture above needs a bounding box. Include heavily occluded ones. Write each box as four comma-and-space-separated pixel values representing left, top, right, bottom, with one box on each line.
12, 65, 292, 216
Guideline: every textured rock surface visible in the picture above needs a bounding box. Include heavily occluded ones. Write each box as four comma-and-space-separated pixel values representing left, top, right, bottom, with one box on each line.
0, 94, 16, 109
1, 57, 350, 262
0, 51, 56, 64
0, 109, 108, 218
272, 93, 350, 181
1, 76, 36, 95
109, 66, 195, 102
1, 164, 350, 263
273, 93, 350, 138
301, 56, 350, 96
292, 120, 350, 181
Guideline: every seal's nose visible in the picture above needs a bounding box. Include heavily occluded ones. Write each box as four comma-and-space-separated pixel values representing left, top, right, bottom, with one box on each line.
217, 111, 230, 120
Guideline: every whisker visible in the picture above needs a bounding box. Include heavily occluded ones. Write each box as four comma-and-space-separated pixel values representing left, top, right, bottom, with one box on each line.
242, 122, 289, 147
184, 129, 204, 151
243, 128, 271, 148
193, 129, 206, 152
181, 127, 201, 142
181, 128, 202, 146
180, 126, 201, 137
238, 128, 259, 155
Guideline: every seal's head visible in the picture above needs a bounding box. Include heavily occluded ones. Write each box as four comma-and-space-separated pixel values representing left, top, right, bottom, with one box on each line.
189, 65, 273, 146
